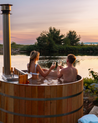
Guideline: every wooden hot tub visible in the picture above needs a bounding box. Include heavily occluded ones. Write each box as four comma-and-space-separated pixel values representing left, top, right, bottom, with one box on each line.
0, 75, 83, 123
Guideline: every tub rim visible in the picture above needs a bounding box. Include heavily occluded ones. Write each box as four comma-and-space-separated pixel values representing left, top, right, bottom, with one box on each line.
0, 75, 83, 86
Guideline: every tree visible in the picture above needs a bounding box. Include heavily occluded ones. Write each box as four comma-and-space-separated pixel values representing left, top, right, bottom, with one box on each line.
11, 42, 16, 45
47, 27, 65, 45
11, 42, 17, 48
47, 33, 57, 52
36, 31, 49, 52
63, 37, 70, 46
80, 42, 84, 46
36, 27, 65, 53
36, 27, 65, 45
66, 31, 80, 46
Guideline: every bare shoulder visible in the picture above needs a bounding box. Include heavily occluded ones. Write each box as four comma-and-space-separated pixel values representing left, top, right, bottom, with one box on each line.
37, 64, 40, 67
73, 67, 78, 74
73, 67, 77, 70
37, 64, 42, 68
36, 64, 42, 70
73, 67, 77, 71
61, 67, 68, 73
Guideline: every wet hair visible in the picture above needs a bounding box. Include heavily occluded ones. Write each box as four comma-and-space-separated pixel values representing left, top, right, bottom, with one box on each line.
67, 54, 76, 64
28, 50, 40, 73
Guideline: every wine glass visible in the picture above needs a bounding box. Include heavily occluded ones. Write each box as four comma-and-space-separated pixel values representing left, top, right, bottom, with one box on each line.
58, 60, 62, 66
52, 62, 56, 66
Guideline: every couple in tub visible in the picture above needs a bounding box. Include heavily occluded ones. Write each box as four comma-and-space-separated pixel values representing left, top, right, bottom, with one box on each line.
27, 50, 78, 83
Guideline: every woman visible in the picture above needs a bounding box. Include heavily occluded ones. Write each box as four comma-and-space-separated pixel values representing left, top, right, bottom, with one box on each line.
27, 50, 55, 79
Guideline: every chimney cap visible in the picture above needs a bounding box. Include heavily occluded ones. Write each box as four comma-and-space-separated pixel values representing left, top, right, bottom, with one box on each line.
0, 4, 13, 6
0, 4, 13, 14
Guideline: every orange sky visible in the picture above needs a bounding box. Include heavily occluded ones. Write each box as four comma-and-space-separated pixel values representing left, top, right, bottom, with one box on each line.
0, 0, 98, 44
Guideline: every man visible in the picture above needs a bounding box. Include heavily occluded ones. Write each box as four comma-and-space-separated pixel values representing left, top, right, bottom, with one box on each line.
57, 54, 78, 82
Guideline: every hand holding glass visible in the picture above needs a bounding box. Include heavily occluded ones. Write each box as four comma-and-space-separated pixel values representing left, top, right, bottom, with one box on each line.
52, 62, 56, 66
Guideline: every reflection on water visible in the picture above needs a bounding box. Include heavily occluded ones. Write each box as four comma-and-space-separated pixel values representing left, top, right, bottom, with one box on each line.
38, 59, 80, 69
0, 55, 98, 78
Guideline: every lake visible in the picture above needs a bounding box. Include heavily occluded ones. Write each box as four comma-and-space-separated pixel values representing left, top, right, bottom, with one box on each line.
0, 55, 98, 78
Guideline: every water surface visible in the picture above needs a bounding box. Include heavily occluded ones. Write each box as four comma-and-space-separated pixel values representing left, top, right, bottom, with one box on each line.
0, 55, 98, 78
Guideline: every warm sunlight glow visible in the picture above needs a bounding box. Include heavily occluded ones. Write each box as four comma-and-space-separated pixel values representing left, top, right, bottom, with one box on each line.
0, 0, 98, 44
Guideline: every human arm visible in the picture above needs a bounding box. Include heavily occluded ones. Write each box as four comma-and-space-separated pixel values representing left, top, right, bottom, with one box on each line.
76, 69, 78, 79
37, 64, 55, 77
57, 66, 63, 78
42, 68, 49, 71
27, 63, 29, 72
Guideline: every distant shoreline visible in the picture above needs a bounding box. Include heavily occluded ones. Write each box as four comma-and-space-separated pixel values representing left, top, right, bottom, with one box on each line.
0, 42, 98, 55
84, 42, 98, 45
0, 48, 26, 55
0, 42, 98, 45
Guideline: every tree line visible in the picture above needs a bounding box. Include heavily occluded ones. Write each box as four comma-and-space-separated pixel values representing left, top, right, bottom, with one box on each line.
21, 27, 81, 55
9, 27, 98, 56
35, 27, 80, 54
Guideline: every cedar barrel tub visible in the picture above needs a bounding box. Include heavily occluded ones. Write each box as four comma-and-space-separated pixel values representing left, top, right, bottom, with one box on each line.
0, 75, 83, 123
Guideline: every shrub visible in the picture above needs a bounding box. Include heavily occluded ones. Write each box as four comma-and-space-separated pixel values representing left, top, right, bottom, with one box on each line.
84, 69, 98, 100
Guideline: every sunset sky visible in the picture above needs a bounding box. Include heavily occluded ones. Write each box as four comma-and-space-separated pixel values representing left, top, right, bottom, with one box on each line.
0, 0, 98, 44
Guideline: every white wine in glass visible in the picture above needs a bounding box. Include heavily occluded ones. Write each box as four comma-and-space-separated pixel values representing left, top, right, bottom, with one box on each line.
58, 60, 62, 66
